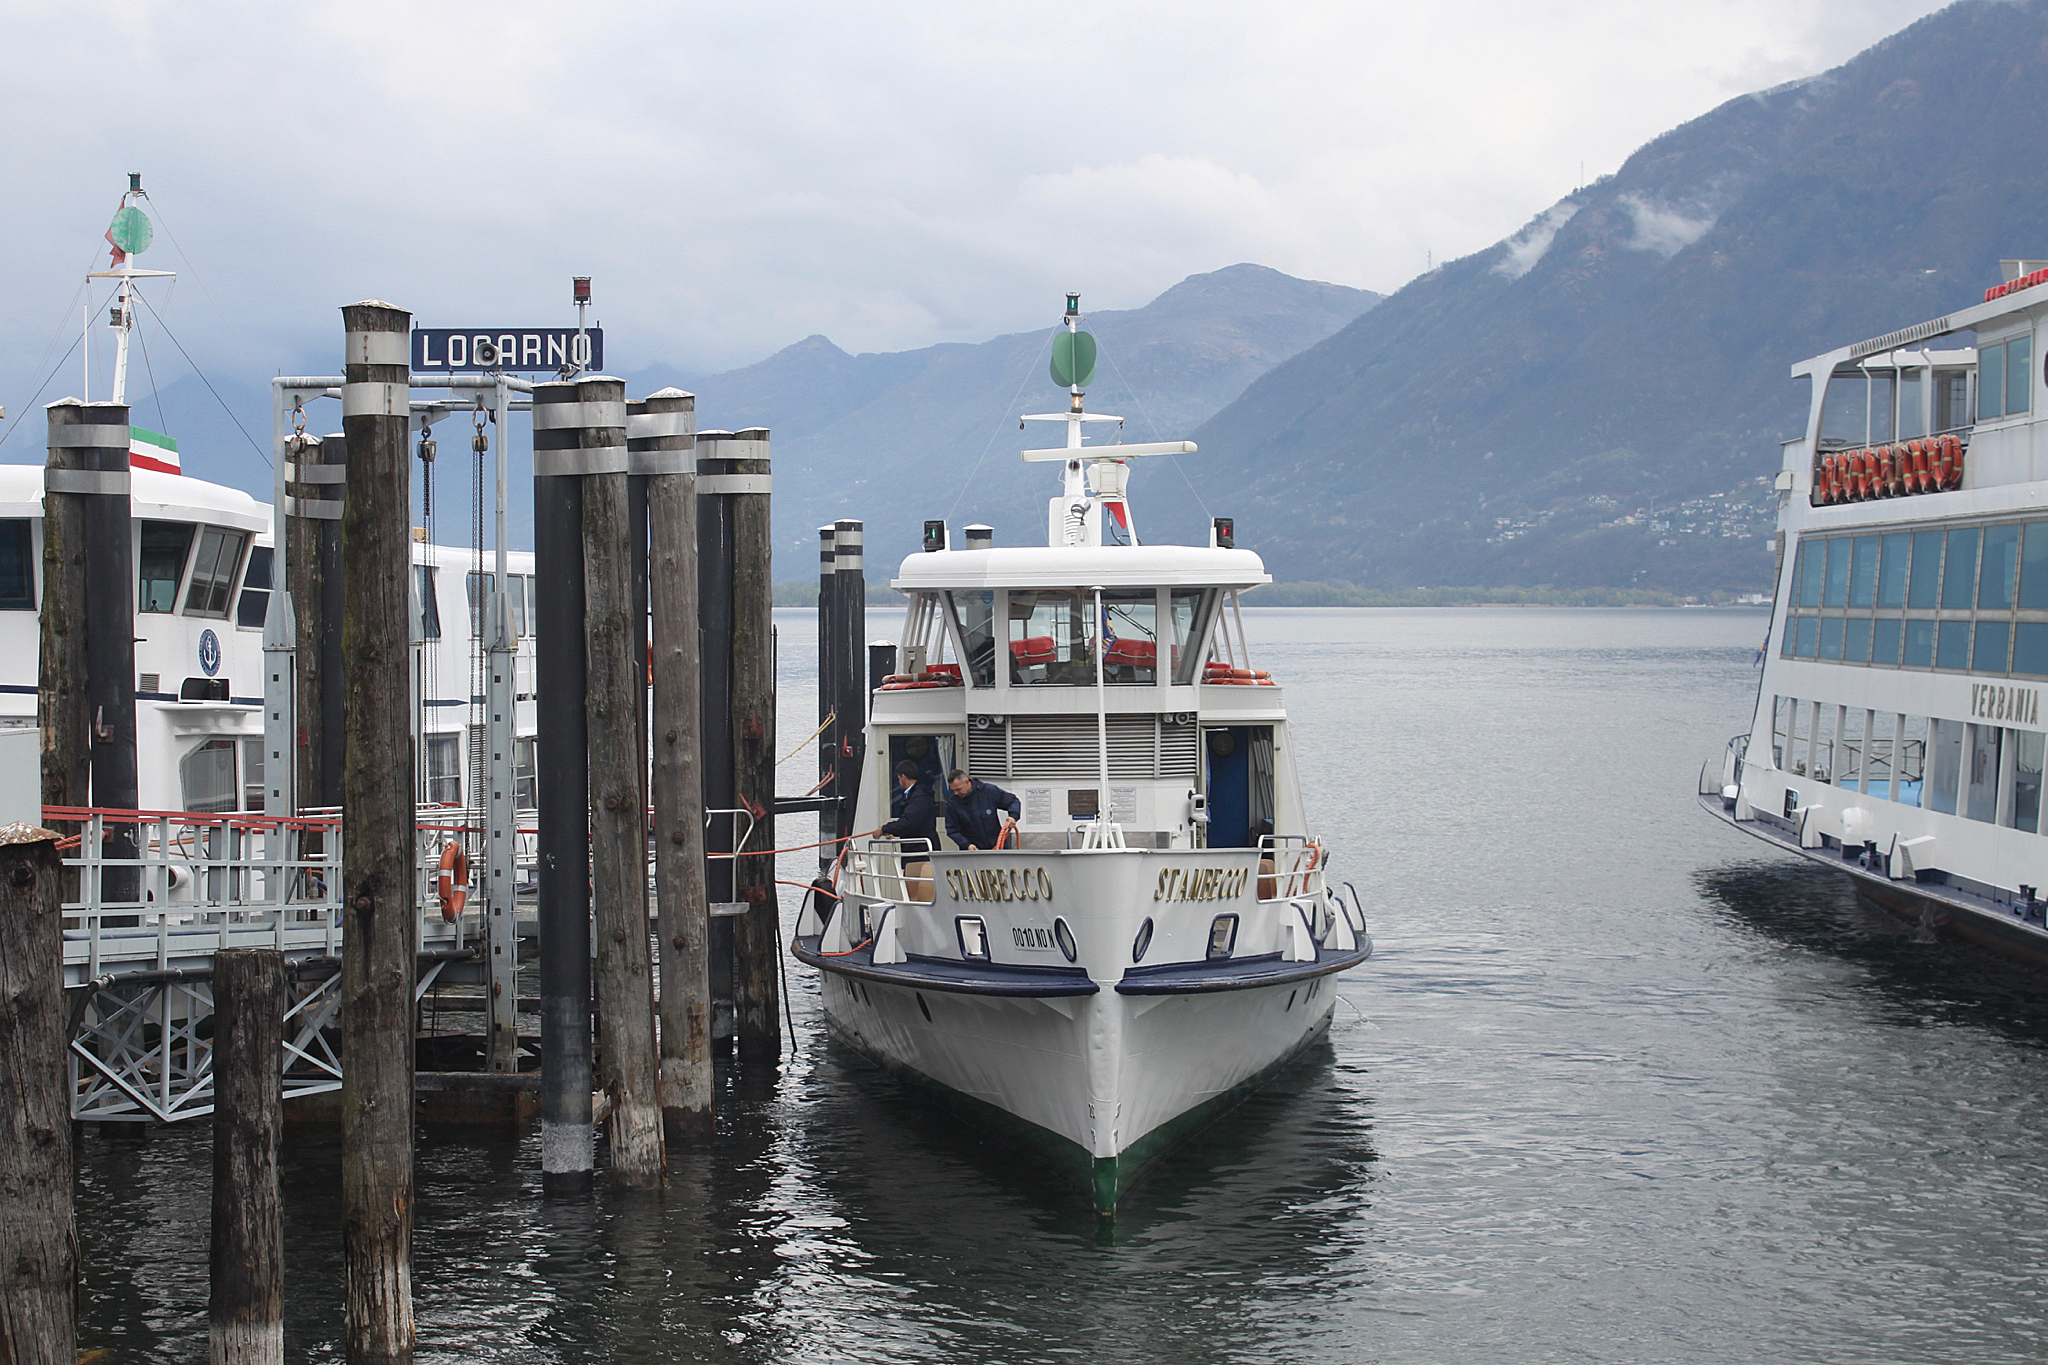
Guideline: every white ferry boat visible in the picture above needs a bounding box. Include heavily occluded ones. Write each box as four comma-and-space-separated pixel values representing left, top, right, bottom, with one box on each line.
792, 297, 1373, 1216
0, 457, 536, 822
1702, 258, 2048, 965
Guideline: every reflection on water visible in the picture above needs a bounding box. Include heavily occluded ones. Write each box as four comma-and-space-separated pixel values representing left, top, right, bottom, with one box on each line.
72, 610, 2048, 1363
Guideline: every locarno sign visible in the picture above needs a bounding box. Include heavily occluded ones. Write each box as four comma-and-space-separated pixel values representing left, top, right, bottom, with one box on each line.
410, 327, 604, 374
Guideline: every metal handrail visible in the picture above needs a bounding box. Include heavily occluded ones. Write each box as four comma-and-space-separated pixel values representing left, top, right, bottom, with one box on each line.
843, 836, 935, 904
1257, 834, 1327, 902
50, 805, 474, 978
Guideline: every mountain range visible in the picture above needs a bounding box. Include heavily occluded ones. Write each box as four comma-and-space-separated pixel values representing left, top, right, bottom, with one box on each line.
1152, 0, 2048, 593
644, 264, 1380, 575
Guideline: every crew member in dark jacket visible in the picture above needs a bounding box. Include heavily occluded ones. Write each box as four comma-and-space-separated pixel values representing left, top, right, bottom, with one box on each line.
946, 769, 1022, 850
881, 760, 937, 850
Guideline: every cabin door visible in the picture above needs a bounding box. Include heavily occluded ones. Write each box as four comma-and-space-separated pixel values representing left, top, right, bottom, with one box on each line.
1203, 726, 1274, 848
886, 732, 956, 846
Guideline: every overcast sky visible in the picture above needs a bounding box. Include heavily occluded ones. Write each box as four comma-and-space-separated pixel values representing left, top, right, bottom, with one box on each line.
0, 0, 1955, 409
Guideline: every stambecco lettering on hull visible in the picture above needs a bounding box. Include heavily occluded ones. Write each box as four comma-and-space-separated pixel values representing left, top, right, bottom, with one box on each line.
946, 866, 1054, 903
1152, 866, 1250, 902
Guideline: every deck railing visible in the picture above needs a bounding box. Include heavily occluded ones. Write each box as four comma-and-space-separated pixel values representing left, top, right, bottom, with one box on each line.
843, 837, 936, 904
1258, 835, 1327, 902
49, 805, 474, 983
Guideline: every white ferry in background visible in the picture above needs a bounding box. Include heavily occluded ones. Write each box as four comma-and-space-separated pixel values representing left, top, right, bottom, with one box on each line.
1702, 257, 2048, 964
0, 455, 535, 821
792, 296, 1372, 1217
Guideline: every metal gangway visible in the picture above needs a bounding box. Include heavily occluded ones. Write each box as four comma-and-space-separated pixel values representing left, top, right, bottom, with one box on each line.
53, 805, 513, 1123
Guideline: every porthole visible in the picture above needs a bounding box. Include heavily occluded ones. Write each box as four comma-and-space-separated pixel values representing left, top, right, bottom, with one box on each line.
1131, 917, 1154, 963
956, 916, 990, 961
1053, 916, 1078, 963
1206, 913, 1238, 961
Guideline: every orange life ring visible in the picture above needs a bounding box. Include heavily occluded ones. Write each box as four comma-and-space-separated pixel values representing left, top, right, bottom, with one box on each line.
1918, 440, 1935, 492
436, 841, 468, 923
1935, 435, 1956, 489
1874, 447, 1892, 497
1823, 454, 1842, 503
1828, 454, 1845, 502
1888, 445, 1907, 496
1942, 433, 1965, 489
1860, 449, 1878, 499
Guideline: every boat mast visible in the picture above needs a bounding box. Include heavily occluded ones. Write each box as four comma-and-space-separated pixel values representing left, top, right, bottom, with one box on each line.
87, 174, 174, 407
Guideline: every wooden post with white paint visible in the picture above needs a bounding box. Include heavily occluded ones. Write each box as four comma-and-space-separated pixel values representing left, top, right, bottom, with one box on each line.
579, 375, 664, 1188
338, 300, 416, 1364
635, 390, 713, 1143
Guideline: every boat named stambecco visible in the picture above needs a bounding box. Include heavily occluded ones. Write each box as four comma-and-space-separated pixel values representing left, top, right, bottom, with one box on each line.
1701, 256, 2048, 965
790, 293, 1373, 1216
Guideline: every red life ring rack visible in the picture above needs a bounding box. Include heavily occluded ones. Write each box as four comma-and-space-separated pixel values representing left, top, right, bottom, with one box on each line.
436, 841, 468, 924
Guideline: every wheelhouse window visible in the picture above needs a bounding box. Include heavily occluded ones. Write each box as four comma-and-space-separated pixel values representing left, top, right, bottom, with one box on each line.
946, 590, 996, 687
0, 520, 33, 609
138, 521, 193, 613
1099, 589, 1159, 684
180, 738, 238, 814
515, 736, 537, 809
2009, 335, 2034, 417
1007, 589, 1094, 686
183, 527, 247, 618
236, 545, 272, 629
1169, 588, 1217, 685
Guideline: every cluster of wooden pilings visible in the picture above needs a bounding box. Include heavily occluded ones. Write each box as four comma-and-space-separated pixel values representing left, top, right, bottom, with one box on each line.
0, 300, 809, 1364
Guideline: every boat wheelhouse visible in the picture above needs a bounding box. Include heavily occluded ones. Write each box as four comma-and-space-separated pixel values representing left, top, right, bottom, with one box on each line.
1703, 258, 2048, 963
792, 296, 1371, 1216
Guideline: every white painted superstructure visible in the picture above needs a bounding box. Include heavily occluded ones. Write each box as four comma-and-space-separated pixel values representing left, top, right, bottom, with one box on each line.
1704, 259, 2048, 961
792, 298, 1371, 1214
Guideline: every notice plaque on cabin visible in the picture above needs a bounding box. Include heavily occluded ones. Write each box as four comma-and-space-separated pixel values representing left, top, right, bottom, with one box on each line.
410, 328, 604, 374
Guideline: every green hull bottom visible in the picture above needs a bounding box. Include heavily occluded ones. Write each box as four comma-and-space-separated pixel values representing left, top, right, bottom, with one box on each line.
834, 1012, 1334, 1218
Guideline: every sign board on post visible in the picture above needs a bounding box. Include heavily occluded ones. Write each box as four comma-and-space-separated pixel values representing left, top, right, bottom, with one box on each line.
411, 328, 604, 374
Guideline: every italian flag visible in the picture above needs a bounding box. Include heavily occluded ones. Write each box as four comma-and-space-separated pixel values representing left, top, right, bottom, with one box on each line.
129, 426, 179, 475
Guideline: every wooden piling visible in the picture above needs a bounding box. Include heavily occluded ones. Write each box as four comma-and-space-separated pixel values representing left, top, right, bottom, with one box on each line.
78, 402, 137, 900
210, 949, 285, 1365
290, 432, 347, 809
817, 526, 838, 872
531, 380, 593, 1195
580, 376, 663, 1188
635, 390, 713, 1144
338, 300, 416, 1364
0, 825, 71, 1365
41, 404, 91, 899
723, 430, 780, 1064
695, 434, 738, 1042
832, 520, 867, 849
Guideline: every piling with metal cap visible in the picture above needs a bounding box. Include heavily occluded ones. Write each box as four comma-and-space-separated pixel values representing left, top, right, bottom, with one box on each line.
40, 404, 92, 884
632, 388, 712, 1143
0, 823, 72, 1365
531, 378, 593, 1195
817, 525, 838, 871
695, 431, 737, 1043
699, 428, 780, 1063
338, 299, 417, 1362
44, 400, 139, 898
832, 520, 867, 850
289, 431, 348, 808
579, 374, 663, 1188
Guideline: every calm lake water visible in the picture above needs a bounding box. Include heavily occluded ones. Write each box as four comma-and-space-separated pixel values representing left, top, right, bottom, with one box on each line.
75, 607, 2048, 1363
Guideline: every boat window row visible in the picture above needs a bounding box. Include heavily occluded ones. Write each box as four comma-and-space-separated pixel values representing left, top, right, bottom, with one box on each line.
1818, 357, 1975, 451
1782, 520, 2048, 676
944, 587, 1219, 688
1772, 695, 2045, 832
137, 520, 267, 624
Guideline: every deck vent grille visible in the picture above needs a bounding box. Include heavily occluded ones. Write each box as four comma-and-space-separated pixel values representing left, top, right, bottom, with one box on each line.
967, 714, 1197, 781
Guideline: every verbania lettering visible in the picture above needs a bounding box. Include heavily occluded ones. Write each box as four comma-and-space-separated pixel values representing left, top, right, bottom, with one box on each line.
1972, 683, 2041, 725
945, 866, 1054, 903
1152, 866, 1250, 902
